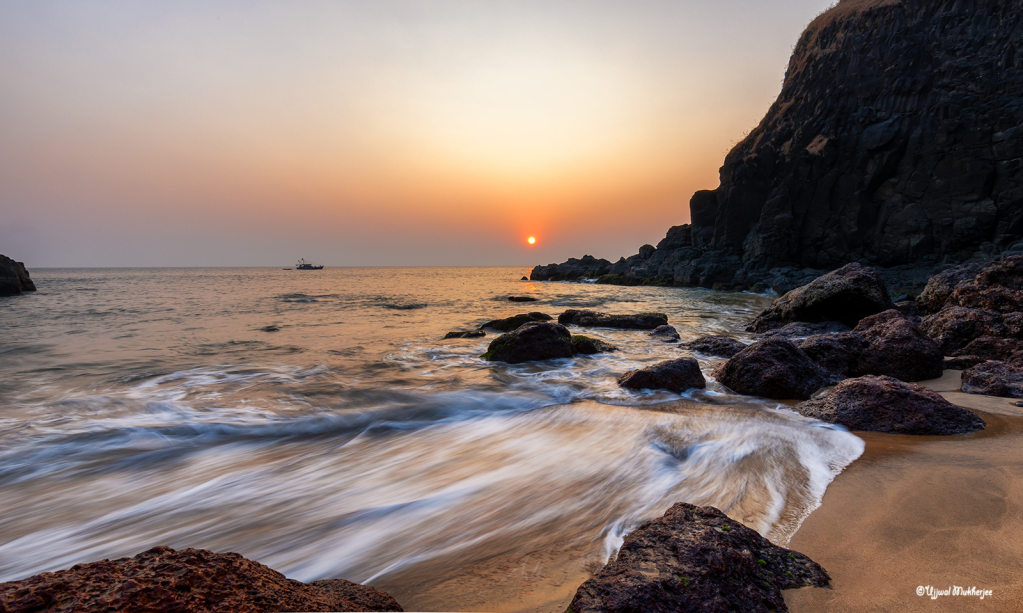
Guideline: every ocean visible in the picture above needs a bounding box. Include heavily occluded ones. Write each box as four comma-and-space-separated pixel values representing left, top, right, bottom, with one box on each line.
0, 267, 863, 609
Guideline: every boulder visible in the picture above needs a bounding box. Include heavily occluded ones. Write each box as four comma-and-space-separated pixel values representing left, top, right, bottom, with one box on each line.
961, 361, 1023, 398
679, 335, 748, 358
757, 321, 850, 339
508, 296, 537, 302
951, 336, 1023, 361
920, 306, 1008, 355
564, 503, 829, 613
649, 325, 681, 342
572, 335, 617, 355
558, 309, 668, 330
916, 261, 985, 315
481, 322, 573, 364
479, 312, 552, 332
945, 255, 1023, 313
0, 254, 35, 297
0, 546, 403, 613
943, 355, 989, 370
618, 358, 706, 393
852, 310, 944, 381
444, 330, 485, 339
747, 264, 894, 332
712, 339, 835, 400
793, 375, 984, 435
796, 332, 868, 378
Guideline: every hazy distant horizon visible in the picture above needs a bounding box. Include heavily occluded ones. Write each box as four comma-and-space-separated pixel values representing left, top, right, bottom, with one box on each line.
1, 0, 836, 268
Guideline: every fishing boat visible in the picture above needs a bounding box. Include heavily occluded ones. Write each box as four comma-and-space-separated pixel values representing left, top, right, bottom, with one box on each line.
295, 258, 324, 270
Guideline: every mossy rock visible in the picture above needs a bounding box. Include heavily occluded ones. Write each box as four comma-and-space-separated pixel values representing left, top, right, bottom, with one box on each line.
571, 335, 617, 355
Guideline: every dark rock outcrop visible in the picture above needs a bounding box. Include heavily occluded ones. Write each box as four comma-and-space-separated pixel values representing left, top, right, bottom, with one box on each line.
558, 310, 668, 330
564, 503, 829, 613
572, 335, 618, 355
479, 312, 552, 332
951, 336, 1023, 361
0, 546, 403, 613
852, 309, 944, 381
794, 375, 984, 435
529, 255, 612, 281
920, 306, 1010, 355
649, 325, 681, 342
747, 264, 894, 331
944, 355, 989, 370
618, 358, 706, 393
961, 361, 1023, 398
916, 260, 987, 315
796, 332, 869, 377
712, 338, 835, 400
0, 255, 36, 296
944, 255, 1023, 313
444, 329, 485, 339
481, 322, 574, 364
532, 0, 1023, 291
508, 296, 537, 302
679, 335, 748, 358
758, 321, 851, 339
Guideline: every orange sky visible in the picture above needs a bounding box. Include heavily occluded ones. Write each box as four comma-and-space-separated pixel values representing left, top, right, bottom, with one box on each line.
0, 0, 835, 267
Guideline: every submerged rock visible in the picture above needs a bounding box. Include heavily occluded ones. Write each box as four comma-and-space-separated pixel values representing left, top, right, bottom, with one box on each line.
679, 335, 748, 358
444, 329, 485, 339
558, 309, 668, 330
852, 310, 944, 381
961, 361, 1023, 398
571, 335, 617, 355
649, 325, 681, 342
0, 254, 36, 297
481, 322, 573, 364
712, 338, 834, 400
508, 296, 537, 302
794, 375, 985, 435
747, 264, 894, 331
479, 312, 552, 332
618, 358, 706, 393
0, 546, 403, 613
565, 503, 829, 613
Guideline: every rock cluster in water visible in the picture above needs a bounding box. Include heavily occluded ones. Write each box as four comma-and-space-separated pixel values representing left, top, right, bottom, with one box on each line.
531, 0, 1023, 292
0, 254, 36, 296
565, 502, 830, 613
0, 546, 403, 613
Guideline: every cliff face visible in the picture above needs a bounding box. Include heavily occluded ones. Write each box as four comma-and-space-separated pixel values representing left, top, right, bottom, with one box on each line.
533, 0, 1023, 291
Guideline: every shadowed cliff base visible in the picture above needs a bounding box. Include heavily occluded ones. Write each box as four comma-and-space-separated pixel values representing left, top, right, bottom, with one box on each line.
534, 0, 1023, 293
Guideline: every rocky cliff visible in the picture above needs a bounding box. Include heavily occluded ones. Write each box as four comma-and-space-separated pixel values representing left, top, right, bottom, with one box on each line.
0, 254, 36, 296
533, 0, 1023, 293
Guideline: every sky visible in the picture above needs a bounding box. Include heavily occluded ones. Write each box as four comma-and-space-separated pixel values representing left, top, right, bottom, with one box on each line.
0, 0, 836, 267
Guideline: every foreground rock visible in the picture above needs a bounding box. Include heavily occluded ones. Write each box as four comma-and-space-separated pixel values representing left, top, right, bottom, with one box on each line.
851, 310, 944, 381
748, 264, 894, 331
794, 375, 985, 435
920, 306, 1010, 355
481, 322, 573, 363
961, 361, 1023, 398
679, 335, 747, 358
565, 503, 829, 613
571, 335, 618, 355
795, 332, 868, 378
618, 358, 706, 393
712, 339, 834, 400
558, 309, 668, 330
479, 312, 551, 332
944, 355, 990, 370
649, 325, 681, 342
0, 254, 36, 296
0, 546, 403, 613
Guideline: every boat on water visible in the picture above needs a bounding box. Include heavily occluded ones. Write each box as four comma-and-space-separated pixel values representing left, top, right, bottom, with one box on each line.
294, 258, 324, 270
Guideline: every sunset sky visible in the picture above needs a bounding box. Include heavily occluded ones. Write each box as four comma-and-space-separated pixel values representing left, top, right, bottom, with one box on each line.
0, 0, 835, 267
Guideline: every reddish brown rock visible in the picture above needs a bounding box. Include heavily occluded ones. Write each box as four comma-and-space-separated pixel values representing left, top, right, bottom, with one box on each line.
944, 355, 989, 370
618, 358, 706, 393
951, 336, 1023, 361
679, 335, 748, 358
757, 321, 851, 339
920, 306, 1008, 355
852, 309, 944, 381
712, 339, 835, 400
961, 361, 1023, 398
945, 256, 1023, 313
796, 332, 868, 377
565, 503, 829, 613
747, 263, 894, 332
794, 375, 984, 435
915, 261, 985, 315
0, 546, 402, 613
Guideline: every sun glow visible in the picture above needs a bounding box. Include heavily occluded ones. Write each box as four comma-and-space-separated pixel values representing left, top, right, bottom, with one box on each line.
528, 237, 536, 245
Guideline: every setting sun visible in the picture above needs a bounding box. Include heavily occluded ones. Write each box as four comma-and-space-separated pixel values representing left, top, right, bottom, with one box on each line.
528, 237, 536, 245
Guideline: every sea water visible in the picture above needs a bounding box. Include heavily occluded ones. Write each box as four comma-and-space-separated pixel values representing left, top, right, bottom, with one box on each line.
0, 267, 862, 597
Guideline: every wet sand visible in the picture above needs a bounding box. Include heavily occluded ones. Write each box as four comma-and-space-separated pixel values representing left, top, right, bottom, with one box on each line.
785, 375, 1023, 612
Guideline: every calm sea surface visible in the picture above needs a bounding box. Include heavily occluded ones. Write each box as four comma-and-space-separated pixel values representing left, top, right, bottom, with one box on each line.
0, 267, 862, 597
